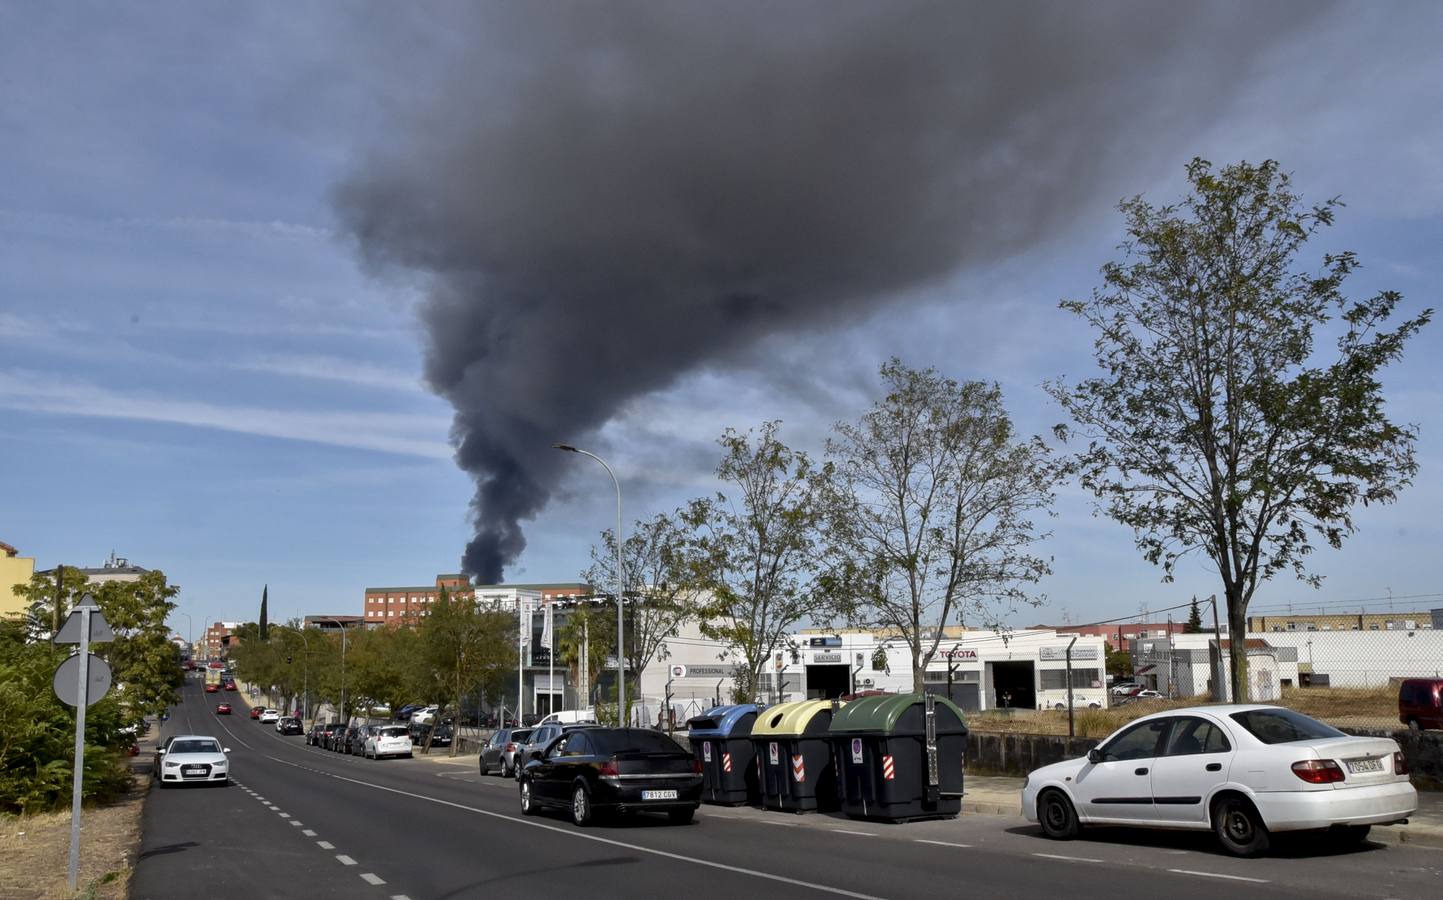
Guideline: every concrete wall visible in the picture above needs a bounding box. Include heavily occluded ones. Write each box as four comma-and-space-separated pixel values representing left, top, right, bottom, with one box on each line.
965, 731, 1100, 777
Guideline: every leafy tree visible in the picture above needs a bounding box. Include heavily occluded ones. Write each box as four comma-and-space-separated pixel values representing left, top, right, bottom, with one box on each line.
687, 422, 827, 703
348, 625, 425, 719
1184, 596, 1205, 634
0, 621, 132, 813
1104, 641, 1134, 679
420, 589, 513, 755
555, 601, 613, 712
1049, 159, 1430, 701
582, 510, 707, 693
819, 360, 1059, 691
13, 569, 183, 726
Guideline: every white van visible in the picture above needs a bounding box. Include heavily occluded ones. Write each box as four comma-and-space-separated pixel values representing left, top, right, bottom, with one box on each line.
536, 708, 597, 726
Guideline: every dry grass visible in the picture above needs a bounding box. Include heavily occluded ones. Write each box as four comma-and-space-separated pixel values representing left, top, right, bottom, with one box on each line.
0, 746, 151, 900
968, 685, 1401, 739
1277, 685, 1397, 729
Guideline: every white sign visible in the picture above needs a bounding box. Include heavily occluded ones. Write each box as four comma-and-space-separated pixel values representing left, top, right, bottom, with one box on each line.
942, 648, 978, 659
768, 741, 779, 765
1040, 646, 1100, 661
540, 602, 553, 650
686, 665, 730, 678
850, 737, 863, 764
670, 664, 687, 679
812, 652, 842, 664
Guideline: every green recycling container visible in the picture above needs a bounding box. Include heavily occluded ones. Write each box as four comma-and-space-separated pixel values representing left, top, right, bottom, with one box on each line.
829, 692, 967, 822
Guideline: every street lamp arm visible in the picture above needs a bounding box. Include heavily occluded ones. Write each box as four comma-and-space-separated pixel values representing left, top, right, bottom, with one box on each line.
554, 442, 626, 725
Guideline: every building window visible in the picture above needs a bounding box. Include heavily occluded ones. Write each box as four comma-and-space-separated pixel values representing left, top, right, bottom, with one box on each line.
1040, 668, 1100, 690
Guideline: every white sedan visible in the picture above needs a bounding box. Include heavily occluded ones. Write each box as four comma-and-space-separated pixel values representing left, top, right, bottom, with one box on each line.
1022, 704, 1415, 856
364, 725, 414, 759
258, 709, 280, 724
155, 735, 231, 787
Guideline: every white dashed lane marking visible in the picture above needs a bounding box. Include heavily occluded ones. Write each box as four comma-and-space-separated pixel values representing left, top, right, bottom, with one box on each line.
361, 873, 386, 885
317, 840, 335, 850
1168, 870, 1269, 884
831, 830, 876, 837
302, 829, 317, 836
1033, 852, 1103, 863
289, 821, 302, 827
914, 839, 972, 849
337, 855, 358, 866
278, 812, 290, 818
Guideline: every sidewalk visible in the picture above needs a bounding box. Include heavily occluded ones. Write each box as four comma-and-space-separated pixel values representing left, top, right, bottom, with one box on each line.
963, 775, 1443, 849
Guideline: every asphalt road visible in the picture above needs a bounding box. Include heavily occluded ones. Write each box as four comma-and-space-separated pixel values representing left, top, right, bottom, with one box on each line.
133, 678, 1443, 900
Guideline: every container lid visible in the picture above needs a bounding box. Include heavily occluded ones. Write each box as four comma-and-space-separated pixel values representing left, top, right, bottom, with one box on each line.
686, 704, 759, 737
827, 693, 968, 737
751, 699, 842, 737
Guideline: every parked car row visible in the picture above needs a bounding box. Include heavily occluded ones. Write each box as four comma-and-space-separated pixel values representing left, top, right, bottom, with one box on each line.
302, 721, 415, 759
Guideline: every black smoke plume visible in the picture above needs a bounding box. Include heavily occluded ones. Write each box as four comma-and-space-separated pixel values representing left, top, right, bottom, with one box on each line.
335, 0, 1324, 582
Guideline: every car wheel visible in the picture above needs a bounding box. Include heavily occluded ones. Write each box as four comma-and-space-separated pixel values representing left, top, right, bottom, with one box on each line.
1088, 703, 1100, 709
668, 807, 696, 825
572, 782, 594, 827
1054, 703, 1065, 711
519, 779, 538, 816
1407, 718, 1421, 733
1037, 789, 1080, 840
1212, 795, 1270, 857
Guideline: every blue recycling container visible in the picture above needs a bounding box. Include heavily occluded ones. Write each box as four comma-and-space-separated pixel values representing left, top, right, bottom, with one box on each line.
686, 704, 759, 806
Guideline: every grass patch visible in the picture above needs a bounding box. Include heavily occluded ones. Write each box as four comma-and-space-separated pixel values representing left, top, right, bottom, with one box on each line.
0, 747, 150, 900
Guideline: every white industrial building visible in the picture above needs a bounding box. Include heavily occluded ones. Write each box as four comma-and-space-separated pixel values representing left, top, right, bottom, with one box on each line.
635, 622, 1110, 725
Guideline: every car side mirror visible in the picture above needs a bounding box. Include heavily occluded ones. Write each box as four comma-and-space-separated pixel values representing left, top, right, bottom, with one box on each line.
224, 748, 232, 754
1086, 749, 1102, 765
157, 748, 166, 755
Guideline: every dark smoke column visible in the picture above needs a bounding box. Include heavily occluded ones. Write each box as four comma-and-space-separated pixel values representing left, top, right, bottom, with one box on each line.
333, 1, 1321, 583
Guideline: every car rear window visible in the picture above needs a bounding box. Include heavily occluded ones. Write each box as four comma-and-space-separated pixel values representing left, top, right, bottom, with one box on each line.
592, 730, 686, 754
378, 726, 409, 737
1229, 708, 1345, 744
511, 729, 533, 741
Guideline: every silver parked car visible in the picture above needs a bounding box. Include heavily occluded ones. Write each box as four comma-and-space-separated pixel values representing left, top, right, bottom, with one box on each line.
480, 728, 534, 778
512, 723, 599, 779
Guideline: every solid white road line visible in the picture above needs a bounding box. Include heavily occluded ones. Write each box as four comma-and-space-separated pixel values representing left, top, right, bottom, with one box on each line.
757, 820, 798, 827
317, 841, 335, 850
1032, 853, 1103, 863
264, 753, 882, 900
1167, 869, 1269, 884
360, 873, 386, 885
391, 895, 411, 900
302, 830, 317, 837
337, 855, 357, 866
831, 830, 876, 837
914, 840, 972, 849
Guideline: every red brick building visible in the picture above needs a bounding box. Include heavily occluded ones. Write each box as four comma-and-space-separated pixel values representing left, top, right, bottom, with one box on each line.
363, 575, 590, 628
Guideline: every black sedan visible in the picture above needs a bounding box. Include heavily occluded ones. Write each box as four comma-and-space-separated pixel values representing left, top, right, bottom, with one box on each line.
518, 727, 701, 826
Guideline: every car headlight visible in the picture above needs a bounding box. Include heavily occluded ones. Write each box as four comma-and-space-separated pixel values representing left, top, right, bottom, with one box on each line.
164, 761, 180, 768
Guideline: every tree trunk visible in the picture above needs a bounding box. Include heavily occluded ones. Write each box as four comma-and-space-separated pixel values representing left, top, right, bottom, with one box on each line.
1227, 597, 1249, 703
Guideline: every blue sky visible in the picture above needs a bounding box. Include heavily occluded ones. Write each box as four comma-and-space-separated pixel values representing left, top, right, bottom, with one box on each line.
2, 2, 1441, 640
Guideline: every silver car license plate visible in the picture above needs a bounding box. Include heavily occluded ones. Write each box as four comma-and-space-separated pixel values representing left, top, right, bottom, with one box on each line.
1346, 757, 1384, 774
642, 789, 678, 800
183, 766, 207, 776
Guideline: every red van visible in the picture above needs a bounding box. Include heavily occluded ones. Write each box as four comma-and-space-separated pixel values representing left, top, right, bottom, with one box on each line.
1399, 678, 1443, 731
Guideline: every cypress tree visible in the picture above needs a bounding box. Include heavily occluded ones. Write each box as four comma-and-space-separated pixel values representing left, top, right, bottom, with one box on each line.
259, 584, 269, 640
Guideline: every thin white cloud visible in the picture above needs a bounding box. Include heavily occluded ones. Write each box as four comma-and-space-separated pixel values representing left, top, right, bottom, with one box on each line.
0, 369, 452, 460
232, 354, 425, 393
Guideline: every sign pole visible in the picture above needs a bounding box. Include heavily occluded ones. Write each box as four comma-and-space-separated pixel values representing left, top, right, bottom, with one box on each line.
67, 604, 91, 891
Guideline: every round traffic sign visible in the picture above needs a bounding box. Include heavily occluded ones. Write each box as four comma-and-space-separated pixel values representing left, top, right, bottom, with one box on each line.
53, 653, 112, 708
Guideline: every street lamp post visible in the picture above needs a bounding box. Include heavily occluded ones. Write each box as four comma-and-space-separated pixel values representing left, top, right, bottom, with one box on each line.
553, 443, 626, 726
